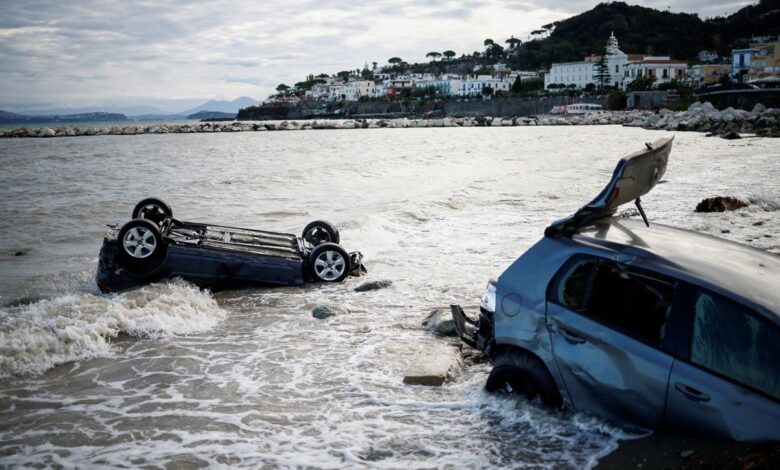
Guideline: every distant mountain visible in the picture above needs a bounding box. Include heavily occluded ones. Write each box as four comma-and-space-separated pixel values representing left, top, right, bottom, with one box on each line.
18, 105, 166, 117
181, 97, 258, 116
187, 110, 236, 120
0, 110, 128, 124
513, 0, 780, 69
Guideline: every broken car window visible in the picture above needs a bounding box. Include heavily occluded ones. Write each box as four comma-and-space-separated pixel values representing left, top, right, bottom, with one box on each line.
555, 258, 596, 311
585, 262, 676, 346
691, 292, 780, 401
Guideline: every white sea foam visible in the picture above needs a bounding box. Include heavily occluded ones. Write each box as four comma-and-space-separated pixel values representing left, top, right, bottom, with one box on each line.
0, 279, 224, 377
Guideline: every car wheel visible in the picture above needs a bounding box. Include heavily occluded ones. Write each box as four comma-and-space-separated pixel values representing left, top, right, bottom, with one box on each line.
132, 198, 172, 226
302, 220, 340, 246
485, 350, 562, 408
117, 219, 167, 273
309, 242, 351, 282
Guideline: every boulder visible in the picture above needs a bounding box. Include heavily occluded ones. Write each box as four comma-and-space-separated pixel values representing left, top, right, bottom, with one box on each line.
354, 280, 393, 292
720, 131, 741, 140
701, 102, 716, 112
695, 197, 750, 213
421, 309, 455, 336
687, 102, 702, 112
403, 343, 463, 386
311, 304, 350, 319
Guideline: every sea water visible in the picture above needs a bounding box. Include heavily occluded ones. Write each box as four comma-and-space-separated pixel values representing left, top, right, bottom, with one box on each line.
0, 126, 778, 467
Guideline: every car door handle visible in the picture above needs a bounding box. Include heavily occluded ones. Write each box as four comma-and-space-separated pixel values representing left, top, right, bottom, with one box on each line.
559, 327, 586, 345
675, 382, 711, 403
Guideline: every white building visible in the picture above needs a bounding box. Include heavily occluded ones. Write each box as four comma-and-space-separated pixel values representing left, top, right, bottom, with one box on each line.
544, 60, 596, 89
623, 56, 687, 86
458, 75, 512, 97
731, 47, 759, 80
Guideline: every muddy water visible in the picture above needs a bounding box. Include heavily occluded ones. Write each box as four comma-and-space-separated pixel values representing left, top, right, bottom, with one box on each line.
0, 127, 778, 468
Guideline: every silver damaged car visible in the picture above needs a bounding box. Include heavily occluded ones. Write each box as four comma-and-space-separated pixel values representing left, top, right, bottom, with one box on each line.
452, 137, 780, 442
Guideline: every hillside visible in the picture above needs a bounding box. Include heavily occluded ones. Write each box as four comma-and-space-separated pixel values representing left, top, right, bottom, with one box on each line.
511, 0, 780, 69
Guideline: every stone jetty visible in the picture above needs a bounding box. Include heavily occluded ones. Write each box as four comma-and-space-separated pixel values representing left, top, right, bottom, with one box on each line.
2, 102, 778, 138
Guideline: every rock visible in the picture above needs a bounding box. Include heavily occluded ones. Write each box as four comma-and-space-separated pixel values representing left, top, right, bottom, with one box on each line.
354, 280, 393, 292
695, 197, 750, 213
14, 251, 26, 256
720, 131, 741, 140
752, 103, 767, 115
753, 221, 765, 226
721, 229, 731, 234
680, 450, 695, 459
311, 304, 350, 319
687, 102, 702, 112
403, 343, 463, 386
422, 309, 455, 336
701, 101, 716, 112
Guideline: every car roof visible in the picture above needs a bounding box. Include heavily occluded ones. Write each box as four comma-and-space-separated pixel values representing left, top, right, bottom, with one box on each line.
572, 218, 780, 317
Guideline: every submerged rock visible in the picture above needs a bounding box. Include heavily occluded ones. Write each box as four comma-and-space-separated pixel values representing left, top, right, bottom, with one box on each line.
422, 309, 455, 336
403, 343, 463, 386
354, 280, 393, 292
311, 304, 350, 319
695, 197, 750, 213
720, 131, 742, 140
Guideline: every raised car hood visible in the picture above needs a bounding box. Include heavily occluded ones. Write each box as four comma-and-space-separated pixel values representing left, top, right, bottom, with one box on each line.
545, 136, 673, 237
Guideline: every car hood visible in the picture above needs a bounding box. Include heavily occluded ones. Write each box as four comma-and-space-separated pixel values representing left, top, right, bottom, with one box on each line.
545, 136, 673, 237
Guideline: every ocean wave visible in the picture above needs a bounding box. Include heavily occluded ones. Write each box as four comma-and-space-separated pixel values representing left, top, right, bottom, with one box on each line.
0, 279, 224, 377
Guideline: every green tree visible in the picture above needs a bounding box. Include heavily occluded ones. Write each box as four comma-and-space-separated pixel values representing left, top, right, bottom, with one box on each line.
626, 75, 656, 91
276, 84, 290, 95
483, 38, 494, 47
481, 86, 494, 97
607, 89, 627, 110
505, 36, 521, 49
426, 51, 442, 61
388, 57, 402, 65
442, 50, 456, 60
593, 54, 610, 92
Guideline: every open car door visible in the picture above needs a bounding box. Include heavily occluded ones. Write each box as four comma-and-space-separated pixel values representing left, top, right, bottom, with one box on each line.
545, 137, 673, 238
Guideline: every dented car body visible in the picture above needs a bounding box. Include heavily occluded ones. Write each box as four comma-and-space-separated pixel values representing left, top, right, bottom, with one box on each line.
452, 137, 780, 441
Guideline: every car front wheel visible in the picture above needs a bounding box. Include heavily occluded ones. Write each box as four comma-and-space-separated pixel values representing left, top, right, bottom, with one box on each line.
309, 243, 351, 282
485, 350, 562, 408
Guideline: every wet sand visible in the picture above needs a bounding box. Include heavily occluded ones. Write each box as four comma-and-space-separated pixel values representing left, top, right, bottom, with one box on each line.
597, 433, 780, 469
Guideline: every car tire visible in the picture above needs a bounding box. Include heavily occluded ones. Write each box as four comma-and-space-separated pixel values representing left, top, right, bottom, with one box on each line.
485, 350, 563, 408
302, 220, 340, 246
132, 198, 172, 226
116, 218, 167, 274
309, 242, 351, 283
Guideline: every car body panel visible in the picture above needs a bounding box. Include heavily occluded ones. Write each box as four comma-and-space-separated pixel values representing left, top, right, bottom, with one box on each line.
665, 359, 780, 441
547, 302, 673, 429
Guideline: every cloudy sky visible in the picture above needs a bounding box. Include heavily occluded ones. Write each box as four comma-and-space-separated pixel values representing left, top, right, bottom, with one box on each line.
0, 0, 752, 113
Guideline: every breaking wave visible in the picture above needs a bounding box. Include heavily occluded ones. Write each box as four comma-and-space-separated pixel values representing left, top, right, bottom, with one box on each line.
0, 279, 224, 377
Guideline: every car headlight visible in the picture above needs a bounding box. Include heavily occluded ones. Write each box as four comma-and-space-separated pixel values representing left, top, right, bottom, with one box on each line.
480, 279, 497, 313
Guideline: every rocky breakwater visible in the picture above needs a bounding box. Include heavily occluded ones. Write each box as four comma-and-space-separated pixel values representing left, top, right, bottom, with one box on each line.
623, 102, 780, 137
2, 102, 779, 138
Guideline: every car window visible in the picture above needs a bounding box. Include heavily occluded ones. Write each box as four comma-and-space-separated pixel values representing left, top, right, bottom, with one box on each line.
585, 261, 676, 346
553, 258, 596, 311
691, 292, 780, 401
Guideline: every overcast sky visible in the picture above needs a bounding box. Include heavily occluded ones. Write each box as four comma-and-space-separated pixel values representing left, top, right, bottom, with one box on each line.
0, 0, 753, 112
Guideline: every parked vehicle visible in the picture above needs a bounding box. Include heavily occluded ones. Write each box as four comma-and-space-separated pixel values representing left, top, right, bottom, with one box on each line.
452, 137, 780, 441
96, 198, 365, 292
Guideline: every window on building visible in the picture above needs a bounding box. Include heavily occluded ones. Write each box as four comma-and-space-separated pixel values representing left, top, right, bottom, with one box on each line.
690, 291, 780, 400
663, 68, 669, 78
615, 64, 619, 73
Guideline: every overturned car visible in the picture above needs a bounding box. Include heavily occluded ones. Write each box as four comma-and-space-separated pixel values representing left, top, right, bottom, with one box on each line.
452, 137, 780, 442
96, 198, 365, 292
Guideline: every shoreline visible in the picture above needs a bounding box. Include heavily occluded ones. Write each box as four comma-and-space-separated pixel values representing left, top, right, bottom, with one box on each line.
1, 102, 778, 138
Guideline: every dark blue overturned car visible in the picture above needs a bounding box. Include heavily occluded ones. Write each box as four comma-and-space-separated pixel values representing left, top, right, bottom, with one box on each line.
96, 198, 365, 292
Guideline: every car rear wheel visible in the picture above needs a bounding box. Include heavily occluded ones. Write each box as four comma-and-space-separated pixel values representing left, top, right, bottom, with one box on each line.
132, 198, 172, 226
309, 243, 351, 282
486, 350, 562, 408
302, 220, 340, 246
117, 219, 167, 274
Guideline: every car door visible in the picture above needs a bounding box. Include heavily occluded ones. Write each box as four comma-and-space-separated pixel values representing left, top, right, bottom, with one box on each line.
664, 287, 780, 441
546, 257, 678, 429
